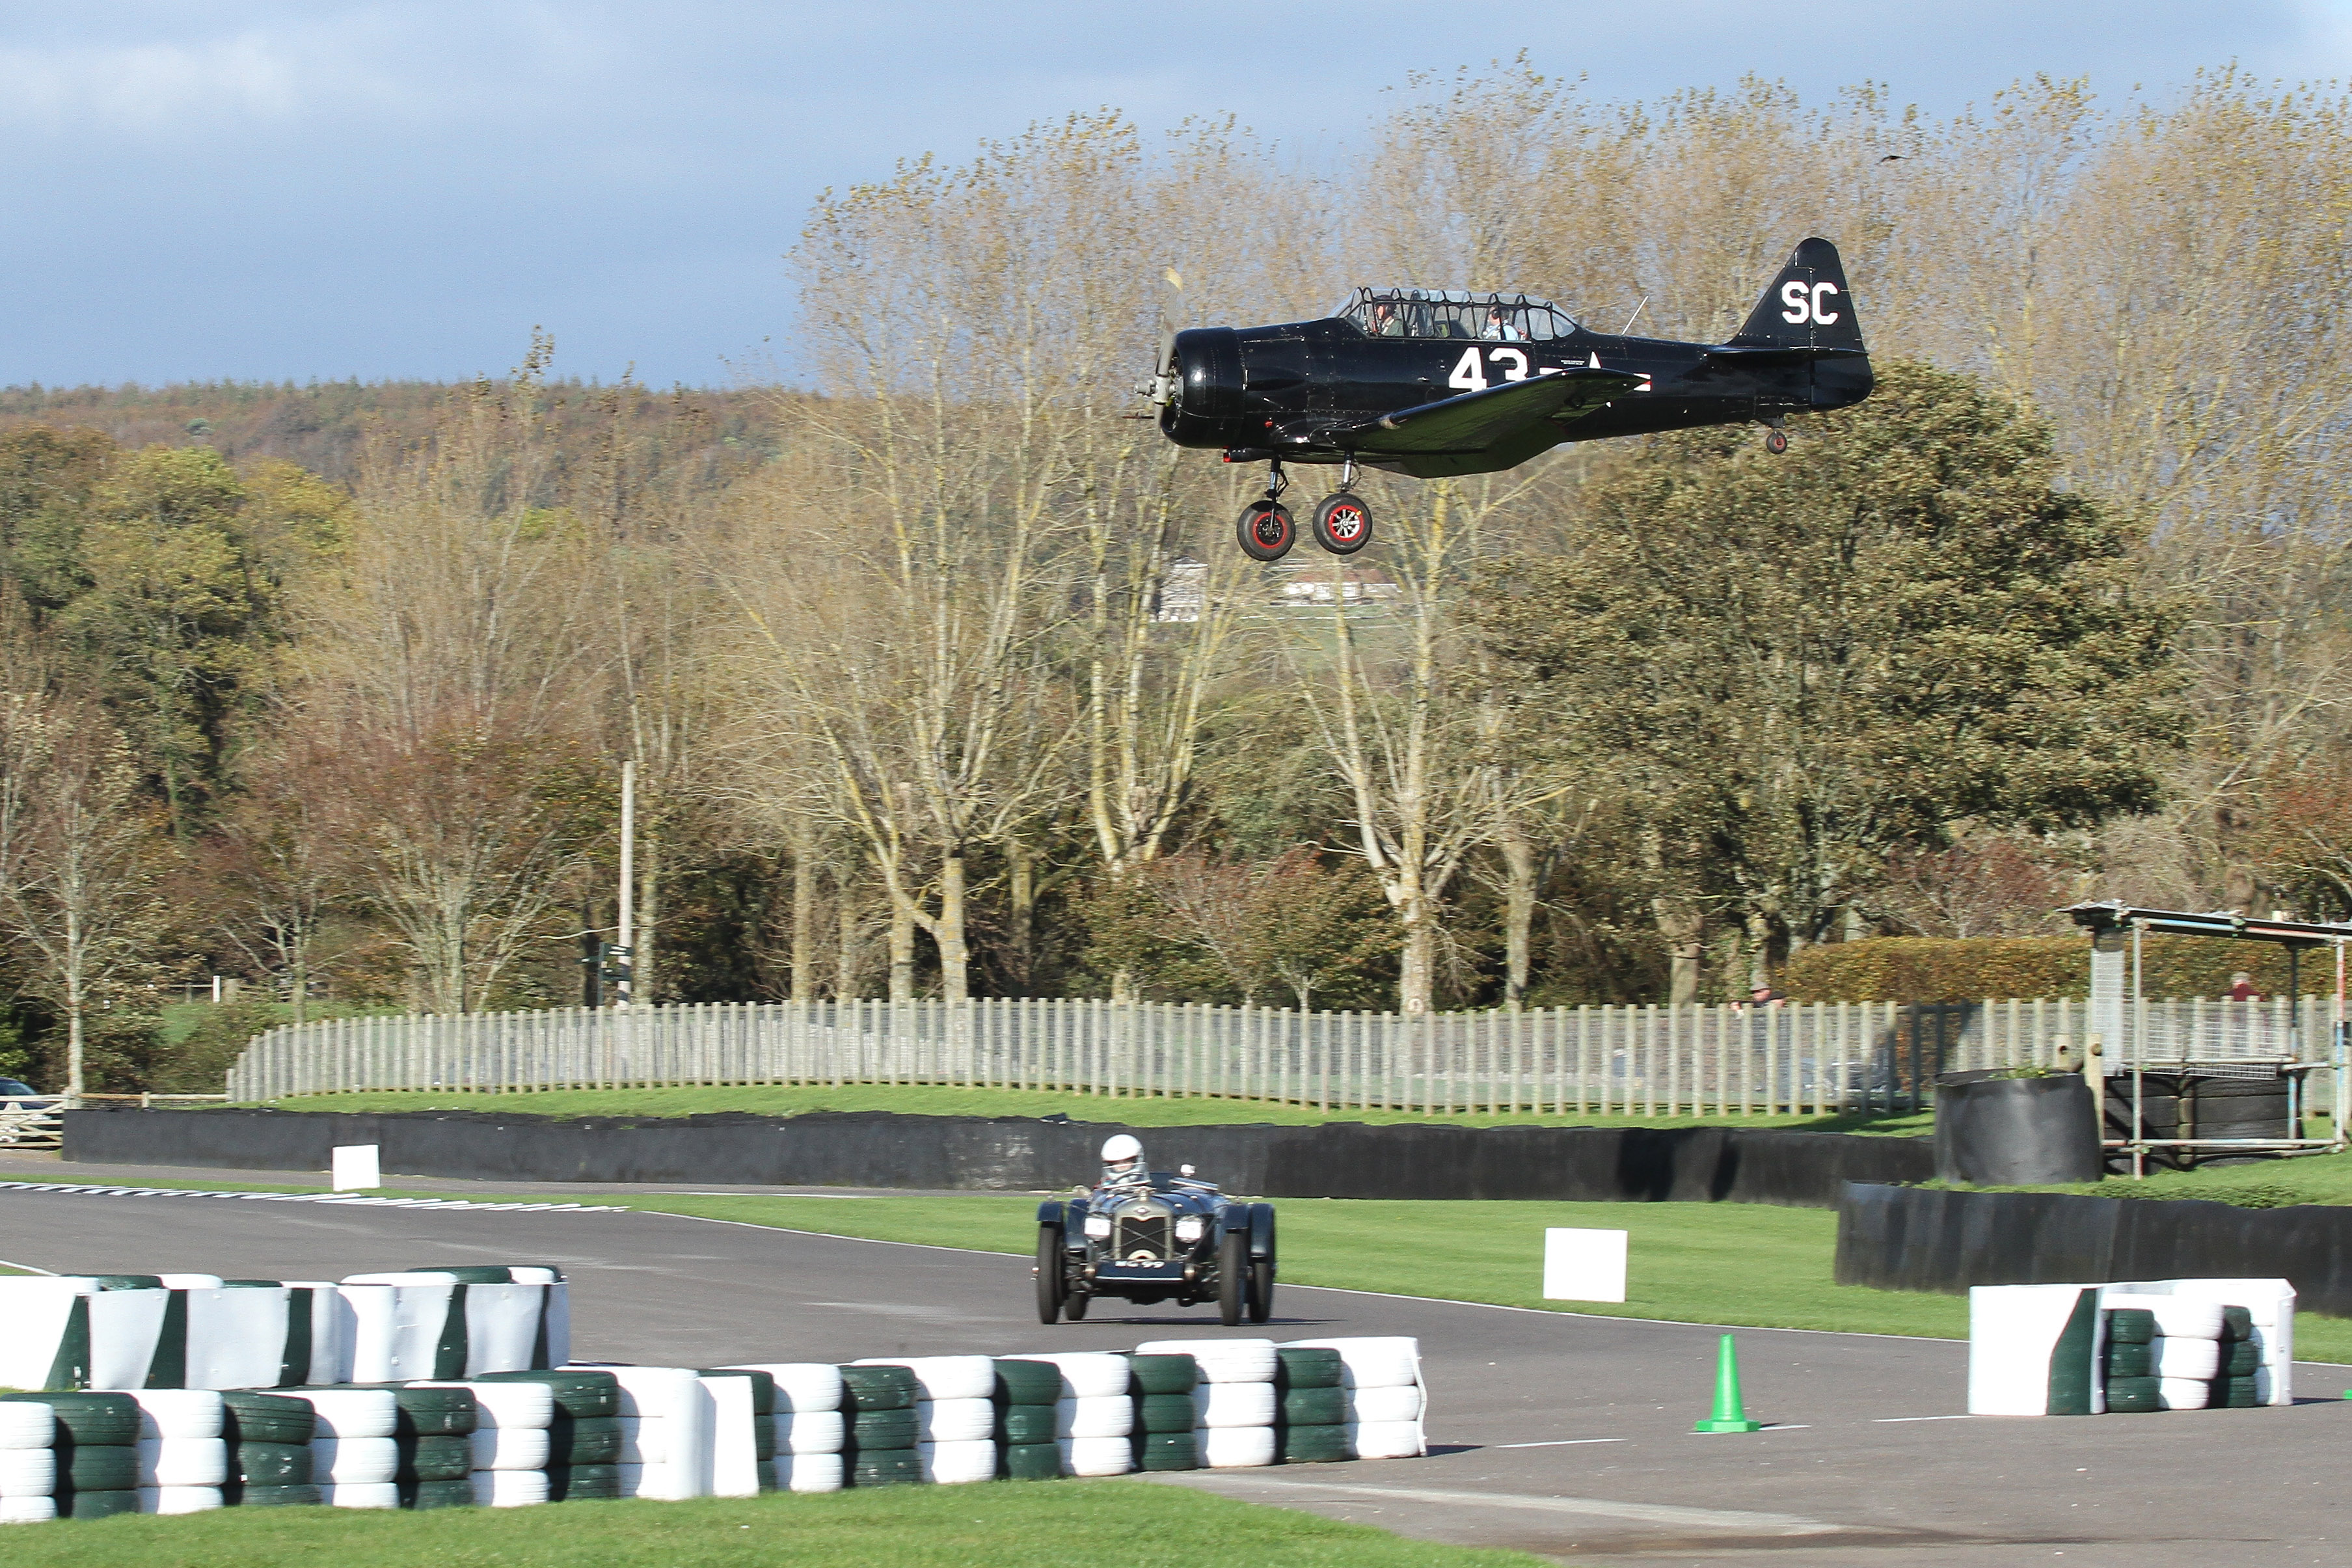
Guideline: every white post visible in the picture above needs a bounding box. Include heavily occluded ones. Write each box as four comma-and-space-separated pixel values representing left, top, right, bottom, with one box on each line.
616, 757, 636, 1008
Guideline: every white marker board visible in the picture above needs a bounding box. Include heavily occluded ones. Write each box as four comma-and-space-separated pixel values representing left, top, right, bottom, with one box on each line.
331, 1144, 381, 1191
1543, 1228, 1627, 1303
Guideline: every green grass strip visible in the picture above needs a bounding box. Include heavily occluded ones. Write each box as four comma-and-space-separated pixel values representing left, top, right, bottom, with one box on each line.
7, 1477, 1549, 1567
247, 1082, 1936, 1135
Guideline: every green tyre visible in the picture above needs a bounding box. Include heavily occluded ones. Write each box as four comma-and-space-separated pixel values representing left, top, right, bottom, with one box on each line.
231, 1484, 322, 1509
1135, 1393, 1196, 1433
998, 1442, 1062, 1481
848, 1448, 921, 1487
1000, 1405, 1057, 1444
1278, 1423, 1351, 1464
2105, 1375, 2161, 1413
234, 1442, 313, 1486
0, 1392, 139, 1446
1135, 1431, 1197, 1471
1279, 1386, 1347, 1426
547, 1463, 621, 1501
476, 1370, 620, 1418
994, 1360, 1064, 1405
400, 1478, 475, 1510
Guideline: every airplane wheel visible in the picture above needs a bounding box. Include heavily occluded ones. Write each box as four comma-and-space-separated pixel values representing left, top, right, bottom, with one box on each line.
1311, 493, 1372, 555
1764, 428, 1789, 455
1237, 500, 1295, 561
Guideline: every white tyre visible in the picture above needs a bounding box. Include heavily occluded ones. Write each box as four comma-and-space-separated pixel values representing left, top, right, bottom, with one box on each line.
132, 1391, 223, 1441
2149, 1337, 2221, 1381
448, 1381, 554, 1430
1137, 1339, 1277, 1383
1014, 1353, 1132, 1399
617, 1461, 697, 1502
138, 1485, 223, 1515
615, 1416, 669, 1465
1346, 1419, 1426, 1459
157, 1273, 224, 1289
854, 1356, 995, 1402
312, 1437, 399, 1485
1056, 1395, 1135, 1439
917, 1439, 997, 1485
319, 1481, 400, 1509
1283, 1337, 1422, 1388
917, 1399, 995, 1443
471, 1468, 548, 1507
471, 1427, 551, 1471
137, 1438, 227, 1487
1191, 1382, 1276, 1429
0, 1405, 51, 1452
2157, 1378, 2213, 1411
0, 1496, 57, 1523
774, 1411, 844, 1455
1347, 1385, 1426, 1423
729, 1364, 843, 1414
1195, 1425, 1276, 1468
1056, 1435, 1133, 1477
601, 1366, 699, 1420
292, 1389, 399, 1440
0, 1448, 55, 1498
774, 1452, 843, 1493
2102, 1295, 2224, 1340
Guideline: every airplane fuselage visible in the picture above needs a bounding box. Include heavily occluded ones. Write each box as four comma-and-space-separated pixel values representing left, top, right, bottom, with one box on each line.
1159, 316, 1873, 478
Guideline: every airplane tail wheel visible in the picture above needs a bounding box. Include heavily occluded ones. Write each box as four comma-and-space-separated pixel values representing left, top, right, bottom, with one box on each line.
1311, 494, 1372, 555
1764, 428, 1789, 455
1237, 500, 1295, 561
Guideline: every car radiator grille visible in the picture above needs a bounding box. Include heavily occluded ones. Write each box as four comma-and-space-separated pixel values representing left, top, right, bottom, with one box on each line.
1114, 1214, 1172, 1261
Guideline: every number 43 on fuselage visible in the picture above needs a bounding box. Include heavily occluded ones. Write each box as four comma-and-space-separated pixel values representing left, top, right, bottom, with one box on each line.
1142, 237, 1872, 561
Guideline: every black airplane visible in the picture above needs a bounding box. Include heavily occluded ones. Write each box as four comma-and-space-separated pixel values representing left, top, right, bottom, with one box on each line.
1144, 237, 1872, 560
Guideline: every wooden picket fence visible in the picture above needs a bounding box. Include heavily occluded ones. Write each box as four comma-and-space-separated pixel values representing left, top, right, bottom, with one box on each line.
223, 995, 2341, 1117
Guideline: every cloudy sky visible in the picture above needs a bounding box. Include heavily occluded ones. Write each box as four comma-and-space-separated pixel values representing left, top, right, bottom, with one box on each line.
4, 1, 2346, 388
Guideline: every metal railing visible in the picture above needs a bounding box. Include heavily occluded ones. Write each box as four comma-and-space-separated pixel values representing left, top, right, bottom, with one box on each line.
217, 995, 2344, 1118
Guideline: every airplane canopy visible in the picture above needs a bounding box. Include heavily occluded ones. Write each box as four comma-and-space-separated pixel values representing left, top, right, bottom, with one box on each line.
1333, 286, 1577, 342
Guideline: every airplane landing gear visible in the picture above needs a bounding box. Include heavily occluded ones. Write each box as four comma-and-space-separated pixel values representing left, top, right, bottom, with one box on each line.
1236, 461, 1295, 562
1763, 426, 1789, 455
1311, 457, 1373, 555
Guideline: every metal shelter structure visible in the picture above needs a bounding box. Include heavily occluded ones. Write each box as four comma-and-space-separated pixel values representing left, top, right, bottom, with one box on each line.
2066, 901, 2351, 1174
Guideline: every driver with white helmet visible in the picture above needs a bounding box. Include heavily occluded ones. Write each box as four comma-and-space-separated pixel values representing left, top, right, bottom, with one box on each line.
1096, 1133, 1148, 1191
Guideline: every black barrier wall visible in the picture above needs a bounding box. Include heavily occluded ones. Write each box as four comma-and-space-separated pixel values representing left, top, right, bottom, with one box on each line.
1835, 1181, 2352, 1316
64, 1107, 1931, 1207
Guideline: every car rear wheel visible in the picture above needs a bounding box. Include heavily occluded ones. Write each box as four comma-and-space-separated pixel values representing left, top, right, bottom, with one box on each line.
1217, 1230, 1249, 1326
1064, 1291, 1090, 1321
1248, 1257, 1275, 1325
1034, 1225, 1066, 1324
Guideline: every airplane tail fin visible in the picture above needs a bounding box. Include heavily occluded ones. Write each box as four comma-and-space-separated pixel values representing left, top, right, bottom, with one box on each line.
1728, 237, 1865, 351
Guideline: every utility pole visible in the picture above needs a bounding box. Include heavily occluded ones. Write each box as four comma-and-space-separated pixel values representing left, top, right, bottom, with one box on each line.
615, 758, 636, 1008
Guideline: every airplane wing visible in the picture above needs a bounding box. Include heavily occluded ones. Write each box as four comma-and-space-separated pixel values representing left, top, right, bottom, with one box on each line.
1327, 368, 1645, 455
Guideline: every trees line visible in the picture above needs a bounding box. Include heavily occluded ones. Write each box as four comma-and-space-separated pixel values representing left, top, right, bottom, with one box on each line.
1, 67, 2345, 1092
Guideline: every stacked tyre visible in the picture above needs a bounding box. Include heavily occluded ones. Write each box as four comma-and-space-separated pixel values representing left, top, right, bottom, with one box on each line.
288, 1388, 399, 1508
2102, 1299, 2223, 1411
698, 1370, 776, 1495
837, 1364, 921, 1487
1135, 1338, 1277, 1470
445, 1379, 552, 1507
2213, 1306, 2262, 1408
1273, 1347, 1348, 1464
853, 1358, 996, 1485
992, 1358, 1062, 1481
728, 1364, 843, 1493
349, 1385, 476, 1508
1282, 1338, 1426, 1457
1128, 1355, 1199, 1472
605, 1368, 708, 1501
223, 1391, 319, 1509
1016, 1353, 1134, 1477
132, 1390, 227, 1514
0, 1399, 57, 1523
475, 1370, 620, 1501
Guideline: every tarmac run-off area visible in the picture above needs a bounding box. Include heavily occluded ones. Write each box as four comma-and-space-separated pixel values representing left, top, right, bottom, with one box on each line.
1, 1161, 2344, 1567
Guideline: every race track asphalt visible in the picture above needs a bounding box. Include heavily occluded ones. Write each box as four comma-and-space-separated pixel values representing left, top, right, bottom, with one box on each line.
2, 1172, 2346, 1566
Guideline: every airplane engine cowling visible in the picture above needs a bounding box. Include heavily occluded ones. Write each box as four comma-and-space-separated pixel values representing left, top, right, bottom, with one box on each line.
1160, 327, 1246, 448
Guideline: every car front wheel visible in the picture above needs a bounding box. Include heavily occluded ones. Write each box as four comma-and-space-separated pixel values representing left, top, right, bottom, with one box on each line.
1217, 1230, 1249, 1326
1035, 1225, 1066, 1324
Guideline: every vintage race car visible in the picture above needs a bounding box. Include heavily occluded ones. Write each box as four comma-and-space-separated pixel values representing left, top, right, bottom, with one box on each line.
1034, 1172, 1275, 1326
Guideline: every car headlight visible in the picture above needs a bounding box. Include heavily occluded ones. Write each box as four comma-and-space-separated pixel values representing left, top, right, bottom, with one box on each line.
1083, 1215, 1112, 1239
1174, 1217, 1204, 1243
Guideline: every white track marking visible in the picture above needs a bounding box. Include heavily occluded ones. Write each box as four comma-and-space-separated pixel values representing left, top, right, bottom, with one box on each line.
1494, 1438, 1628, 1448
1170, 1476, 1846, 1535
0, 1256, 57, 1274
0, 1180, 622, 1212
1874, 1414, 1975, 1423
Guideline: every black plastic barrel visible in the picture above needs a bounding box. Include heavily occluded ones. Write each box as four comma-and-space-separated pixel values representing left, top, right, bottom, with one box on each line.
1934, 1071, 2101, 1185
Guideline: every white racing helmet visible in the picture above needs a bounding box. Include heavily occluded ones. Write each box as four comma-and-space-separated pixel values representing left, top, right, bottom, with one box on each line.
1100, 1133, 1144, 1183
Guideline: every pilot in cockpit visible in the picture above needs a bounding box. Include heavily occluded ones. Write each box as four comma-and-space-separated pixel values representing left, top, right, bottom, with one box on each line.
1369, 299, 1405, 337
1481, 306, 1525, 342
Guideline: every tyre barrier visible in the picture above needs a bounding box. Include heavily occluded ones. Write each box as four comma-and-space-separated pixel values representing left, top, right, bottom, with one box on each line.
0, 1254, 1424, 1524
1967, 1277, 2294, 1416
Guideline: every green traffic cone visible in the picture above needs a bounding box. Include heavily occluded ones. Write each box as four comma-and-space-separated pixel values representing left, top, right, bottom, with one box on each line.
1694, 1332, 1764, 1433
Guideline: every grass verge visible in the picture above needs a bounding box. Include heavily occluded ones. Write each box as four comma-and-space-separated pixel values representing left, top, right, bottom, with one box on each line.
12, 1477, 1548, 1568
247, 1082, 1936, 1136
